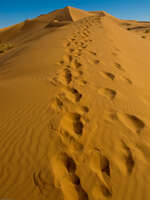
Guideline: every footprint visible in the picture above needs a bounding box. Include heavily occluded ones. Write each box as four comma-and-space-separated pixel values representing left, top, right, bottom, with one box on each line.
75, 48, 82, 55
92, 184, 112, 200
80, 106, 89, 113
49, 77, 60, 87
63, 87, 82, 103
78, 70, 84, 75
73, 178, 89, 200
33, 170, 63, 198
100, 184, 112, 197
121, 76, 132, 84
79, 42, 85, 47
70, 38, 76, 42
90, 51, 97, 56
59, 60, 65, 65
62, 55, 73, 64
51, 97, 64, 110
51, 153, 76, 181
66, 42, 71, 47
81, 44, 87, 49
125, 77, 132, 84
117, 112, 145, 133
60, 153, 77, 173
115, 62, 125, 71
68, 48, 75, 53
90, 149, 112, 198
72, 113, 84, 135
122, 143, 135, 174
82, 80, 88, 85
101, 156, 110, 177
64, 68, 72, 84
51, 153, 88, 200
60, 130, 83, 151
94, 60, 100, 64
58, 68, 72, 85
60, 113, 84, 137
98, 88, 117, 100
100, 71, 115, 80
82, 32, 89, 37
63, 41, 71, 48
73, 59, 82, 68
90, 149, 111, 179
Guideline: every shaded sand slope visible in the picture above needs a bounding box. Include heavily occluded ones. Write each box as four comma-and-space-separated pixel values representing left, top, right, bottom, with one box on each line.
1, 7, 150, 200
120, 20, 150, 40
98, 15, 150, 88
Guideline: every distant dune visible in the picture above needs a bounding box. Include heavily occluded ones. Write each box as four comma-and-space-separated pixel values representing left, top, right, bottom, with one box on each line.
1, 6, 150, 200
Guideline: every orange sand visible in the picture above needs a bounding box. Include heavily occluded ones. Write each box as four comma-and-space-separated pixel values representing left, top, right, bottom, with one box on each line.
0, 6, 150, 200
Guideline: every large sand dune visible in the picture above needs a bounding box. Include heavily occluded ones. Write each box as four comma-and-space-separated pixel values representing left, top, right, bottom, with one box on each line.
0, 6, 150, 200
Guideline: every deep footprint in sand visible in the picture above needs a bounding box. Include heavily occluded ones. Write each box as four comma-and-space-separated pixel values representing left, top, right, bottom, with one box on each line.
89, 51, 97, 56
80, 106, 90, 113
98, 88, 117, 100
122, 143, 135, 174
119, 76, 133, 84
117, 112, 145, 133
124, 77, 132, 84
33, 169, 64, 199
62, 55, 73, 64
90, 149, 112, 198
51, 97, 64, 110
51, 153, 76, 179
72, 113, 84, 135
60, 113, 84, 137
51, 153, 88, 200
73, 59, 82, 68
90, 149, 111, 179
60, 130, 83, 151
115, 62, 125, 71
100, 71, 115, 80
92, 183, 112, 199
63, 87, 82, 103
64, 68, 72, 84
58, 68, 72, 85
94, 60, 100, 64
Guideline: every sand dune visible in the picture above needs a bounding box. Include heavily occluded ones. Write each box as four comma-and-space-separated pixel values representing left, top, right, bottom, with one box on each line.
120, 20, 150, 40
1, 6, 150, 200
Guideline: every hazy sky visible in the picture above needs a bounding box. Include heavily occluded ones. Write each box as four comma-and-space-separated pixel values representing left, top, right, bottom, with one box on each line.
0, 0, 150, 28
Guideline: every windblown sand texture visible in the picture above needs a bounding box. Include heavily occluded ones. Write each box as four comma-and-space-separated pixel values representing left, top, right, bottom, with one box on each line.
1, 6, 150, 200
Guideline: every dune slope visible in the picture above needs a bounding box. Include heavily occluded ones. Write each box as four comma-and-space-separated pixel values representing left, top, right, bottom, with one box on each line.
0, 7, 150, 200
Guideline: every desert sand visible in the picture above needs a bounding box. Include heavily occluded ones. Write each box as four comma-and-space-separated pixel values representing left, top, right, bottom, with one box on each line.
0, 6, 150, 200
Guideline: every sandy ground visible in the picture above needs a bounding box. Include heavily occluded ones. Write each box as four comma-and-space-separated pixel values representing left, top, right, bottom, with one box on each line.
0, 6, 150, 200
120, 20, 150, 40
